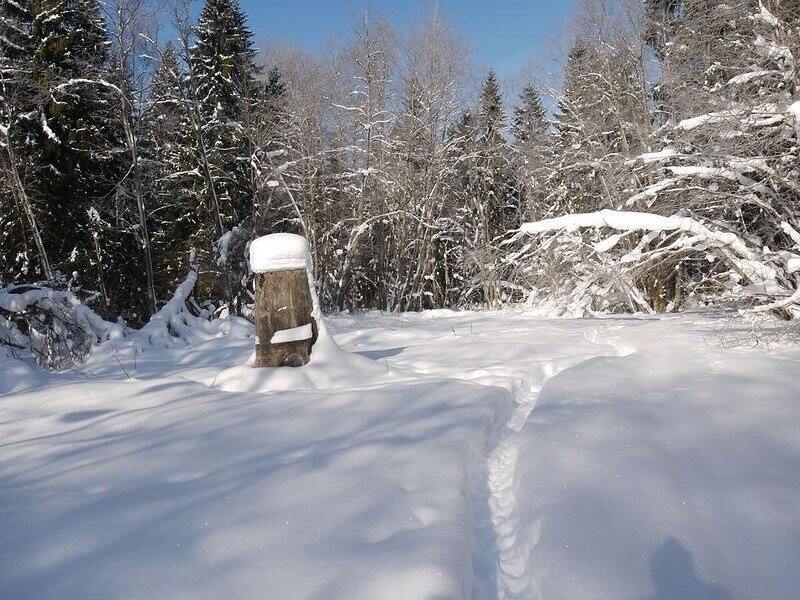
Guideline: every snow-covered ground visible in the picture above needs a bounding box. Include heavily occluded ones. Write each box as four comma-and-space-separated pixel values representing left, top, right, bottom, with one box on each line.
1, 311, 799, 599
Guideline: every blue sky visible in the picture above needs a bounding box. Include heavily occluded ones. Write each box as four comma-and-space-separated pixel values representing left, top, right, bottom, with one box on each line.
238, 1, 577, 77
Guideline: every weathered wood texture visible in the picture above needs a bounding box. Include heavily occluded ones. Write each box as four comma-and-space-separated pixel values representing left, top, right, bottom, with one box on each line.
254, 269, 318, 368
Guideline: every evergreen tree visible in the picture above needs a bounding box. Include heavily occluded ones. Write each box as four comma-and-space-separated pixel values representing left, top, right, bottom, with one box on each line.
478, 69, 504, 143
262, 65, 287, 152
50, 0, 126, 303
190, 0, 259, 227
0, 0, 125, 294
511, 83, 548, 143
551, 41, 603, 212
511, 84, 551, 220
550, 39, 645, 213
474, 70, 514, 307
0, 0, 31, 65
142, 42, 199, 296
264, 65, 286, 98
0, 0, 41, 281
184, 0, 260, 307
477, 70, 514, 237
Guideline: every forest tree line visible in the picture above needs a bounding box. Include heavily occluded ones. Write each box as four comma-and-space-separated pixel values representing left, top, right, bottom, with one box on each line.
2, 0, 799, 324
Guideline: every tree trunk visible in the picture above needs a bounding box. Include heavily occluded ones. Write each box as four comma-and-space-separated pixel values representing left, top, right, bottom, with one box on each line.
3, 143, 53, 282
122, 115, 157, 316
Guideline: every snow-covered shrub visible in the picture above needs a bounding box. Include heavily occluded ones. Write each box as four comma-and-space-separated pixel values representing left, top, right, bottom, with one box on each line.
712, 310, 800, 348
505, 210, 800, 318
0, 258, 212, 368
0, 285, 124, 369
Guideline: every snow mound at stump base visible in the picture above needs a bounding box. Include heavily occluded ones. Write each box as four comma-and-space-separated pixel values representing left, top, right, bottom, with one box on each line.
211, 329, 396, 392
215, 233, 394, 392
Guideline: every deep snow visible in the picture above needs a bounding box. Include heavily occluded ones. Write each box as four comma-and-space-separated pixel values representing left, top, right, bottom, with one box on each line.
1, 310, 799, 599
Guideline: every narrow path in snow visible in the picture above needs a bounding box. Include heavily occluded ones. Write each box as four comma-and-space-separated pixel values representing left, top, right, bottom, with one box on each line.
471, 333, 629, 600
470, 361, 566, 600
332, 314, 634, 599
493, 384, 552, 599
471, 376, 548, 600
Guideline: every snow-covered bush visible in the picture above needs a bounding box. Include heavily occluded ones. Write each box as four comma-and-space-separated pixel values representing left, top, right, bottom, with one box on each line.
0, 285, 124, 369
0, 258, 210, 368
505, 209, 800, 318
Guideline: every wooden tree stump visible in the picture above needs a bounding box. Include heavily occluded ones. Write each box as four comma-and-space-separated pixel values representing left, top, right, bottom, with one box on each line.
254, 269, 318, 367
250, 234, 319, 368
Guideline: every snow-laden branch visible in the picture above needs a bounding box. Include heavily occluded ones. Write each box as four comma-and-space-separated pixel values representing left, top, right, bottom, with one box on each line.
137, 263, 199, 346
781, 222, 800, 248
749, 278, 800, 314
521, 209, 760, 264
516, 209, 797, 316
51, 78, 124, 96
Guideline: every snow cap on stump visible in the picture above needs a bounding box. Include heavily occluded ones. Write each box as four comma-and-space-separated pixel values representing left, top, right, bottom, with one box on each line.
250, 233, 312, 274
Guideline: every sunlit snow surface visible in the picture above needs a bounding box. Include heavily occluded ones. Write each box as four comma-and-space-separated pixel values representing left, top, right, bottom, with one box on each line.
1, 311, 799, 599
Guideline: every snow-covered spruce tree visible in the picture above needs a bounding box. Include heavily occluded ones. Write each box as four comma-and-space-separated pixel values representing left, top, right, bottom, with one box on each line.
141, 42, 195, 300
0, 0, 53, 283
469, 69, 516, 308
141, 0, 260, 314
514, 38, 636, 313
511, 83, 551, 222
181, 0, 259, 312
549, 41, 614, 214
191, 0, 260, 207
0, 0, 126, 306
549, 33, 650, 215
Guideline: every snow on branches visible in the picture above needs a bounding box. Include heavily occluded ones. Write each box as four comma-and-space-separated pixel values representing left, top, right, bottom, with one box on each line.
0, 285, 124, 368
136, 268, 201, 347
0, 256, 212, 369
508, 210, 800, 318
